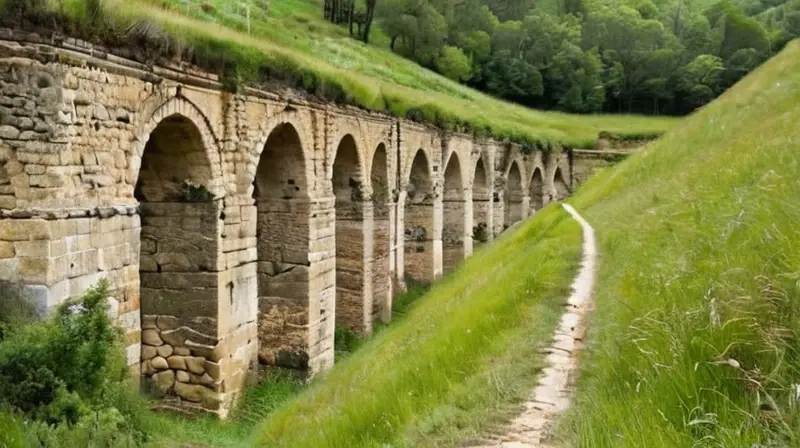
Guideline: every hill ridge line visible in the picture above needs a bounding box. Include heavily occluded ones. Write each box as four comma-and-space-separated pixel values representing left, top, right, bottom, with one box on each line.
472, 203, 596, 447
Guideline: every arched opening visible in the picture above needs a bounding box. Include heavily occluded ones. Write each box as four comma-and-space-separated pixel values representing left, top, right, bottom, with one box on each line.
253, 123, 312, 371
442, 153, 465, 274
136, 114, 222, 403
370, 144, 392, 323
553, 167, 570, 201
472, 157, 490, 246
529, 168, 544, 213
332, 135, 370, 338
504, 162, 523, 228
404, 150, 434, 283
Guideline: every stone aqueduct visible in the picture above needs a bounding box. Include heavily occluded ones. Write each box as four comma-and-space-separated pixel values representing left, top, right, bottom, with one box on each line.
0, 35, 575, 416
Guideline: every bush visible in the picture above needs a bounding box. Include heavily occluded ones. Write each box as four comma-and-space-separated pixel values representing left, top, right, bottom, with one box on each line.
333, 326, 363, 359
435, 46, 472, 82
0, 280, 151, 446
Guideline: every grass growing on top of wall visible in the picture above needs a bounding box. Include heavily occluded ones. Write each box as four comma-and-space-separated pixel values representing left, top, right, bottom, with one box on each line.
0, 0, 678, 149
244, 205, 582, 447
553, 40, 800, 446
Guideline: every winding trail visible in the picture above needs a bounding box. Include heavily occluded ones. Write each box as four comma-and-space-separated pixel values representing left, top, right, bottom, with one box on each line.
472, 203, 597, 447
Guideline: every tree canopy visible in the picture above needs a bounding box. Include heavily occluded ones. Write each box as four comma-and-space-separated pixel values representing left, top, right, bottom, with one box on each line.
325, 0, 799, 114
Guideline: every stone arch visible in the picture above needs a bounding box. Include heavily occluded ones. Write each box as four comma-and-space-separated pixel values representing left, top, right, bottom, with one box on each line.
328, 126, 368, 191
529, 167, 544, 213
504, 161, 524, 228
404, 149, 435, 283
332, 134, 373, 337
253, 122, 314, 370
553, 166, 570, 201
370, 143, 392, 323
132, 97, 224, 199
472, 156, 491, 244
442, 152, 466, 274
246, 113, 315, 198
136, 112, 224, 405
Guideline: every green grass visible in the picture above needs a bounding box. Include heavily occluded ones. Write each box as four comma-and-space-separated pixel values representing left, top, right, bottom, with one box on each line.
4, 0, 677, 148
245, 204, 582, 447
554, 39, 800, 446
145, 371, 304, 447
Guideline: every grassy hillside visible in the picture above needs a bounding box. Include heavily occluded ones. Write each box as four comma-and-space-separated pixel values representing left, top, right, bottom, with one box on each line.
1, 0, 677, 148
555, 39, 800, 446
180, 206, 578, 447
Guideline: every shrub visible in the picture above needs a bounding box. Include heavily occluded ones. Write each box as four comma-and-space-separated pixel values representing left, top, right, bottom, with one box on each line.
435, 46, 472, 82
180, 180, 215, 202
333, 325, 363, 359
0, 280, 151, 446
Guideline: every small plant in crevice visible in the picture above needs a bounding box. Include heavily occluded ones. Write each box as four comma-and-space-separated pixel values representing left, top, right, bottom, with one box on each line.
333, 325, 363, 359
405, 226, 427, 243
180, 180, 214, 202
371, 180, 389, 204
472, 222, 489, 243
349, 178, 364, 202
391, 279, 431, 318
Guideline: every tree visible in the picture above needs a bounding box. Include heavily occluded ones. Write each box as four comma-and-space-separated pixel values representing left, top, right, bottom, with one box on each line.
484, 50, 544, 101
436, 46, 473, 80
677, 54, 725, 108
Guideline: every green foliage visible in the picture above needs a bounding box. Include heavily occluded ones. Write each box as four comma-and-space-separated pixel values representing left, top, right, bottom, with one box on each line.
472, 222, 490, 243
179, 180, 215, 202
560, 40, 800, 446
391, 279, 431, 317
435, 45, 472, 81
0, 281, 151, 446
0, 282, 38, 342
333, 325, 363, 359
677, 54, 725, 107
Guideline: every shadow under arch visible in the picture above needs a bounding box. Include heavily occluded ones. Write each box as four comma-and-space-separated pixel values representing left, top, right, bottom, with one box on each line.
136, 113, 225, 408
252, 122, 314, 371
331, 134, 373, 338
504, 161, 524, 228
370, 143, 392, 323
404, 149, 435, 283
442, 152, 466, 274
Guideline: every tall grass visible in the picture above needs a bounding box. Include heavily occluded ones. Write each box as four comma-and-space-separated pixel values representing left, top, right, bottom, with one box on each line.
248, 204, 582, 447
0, 0, 678, 148
556, 40, 800, 446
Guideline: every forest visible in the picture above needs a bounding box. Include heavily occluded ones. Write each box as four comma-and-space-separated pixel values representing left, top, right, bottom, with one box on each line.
324, 0, 800, 114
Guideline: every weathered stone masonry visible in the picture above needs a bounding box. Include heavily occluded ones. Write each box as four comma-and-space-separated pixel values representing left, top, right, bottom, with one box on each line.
0, 33, 576, 417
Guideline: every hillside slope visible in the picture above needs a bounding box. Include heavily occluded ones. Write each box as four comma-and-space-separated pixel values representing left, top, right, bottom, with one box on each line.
557, 39, 800, 446
212, 206, 582, 447
0, 0, 677, 148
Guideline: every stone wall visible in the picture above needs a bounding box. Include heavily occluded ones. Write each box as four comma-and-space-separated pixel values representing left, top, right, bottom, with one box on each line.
0, 32, 583, 417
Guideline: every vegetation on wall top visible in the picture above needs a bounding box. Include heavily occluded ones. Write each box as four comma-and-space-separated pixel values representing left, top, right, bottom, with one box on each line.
0, 0, 678, 149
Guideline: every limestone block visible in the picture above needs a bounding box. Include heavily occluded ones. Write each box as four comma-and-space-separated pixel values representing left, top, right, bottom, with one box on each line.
167, 355, 187, 371
150, 356, 168, 370
142, 329, 163, 346
0, 125, 19, 139
174, 382, 207, 403
204, 360, 221, 380
141, 360, 155, 376
141, 345, 157, 360
156, 344, 173, 358
0, 241, 14, 258
142, 315, 158, 330
152, 370, 175, 394
157, 315, 179, 330
176, 370, 190, 383
185, 356, 206, 375
173, 347, 191, 356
